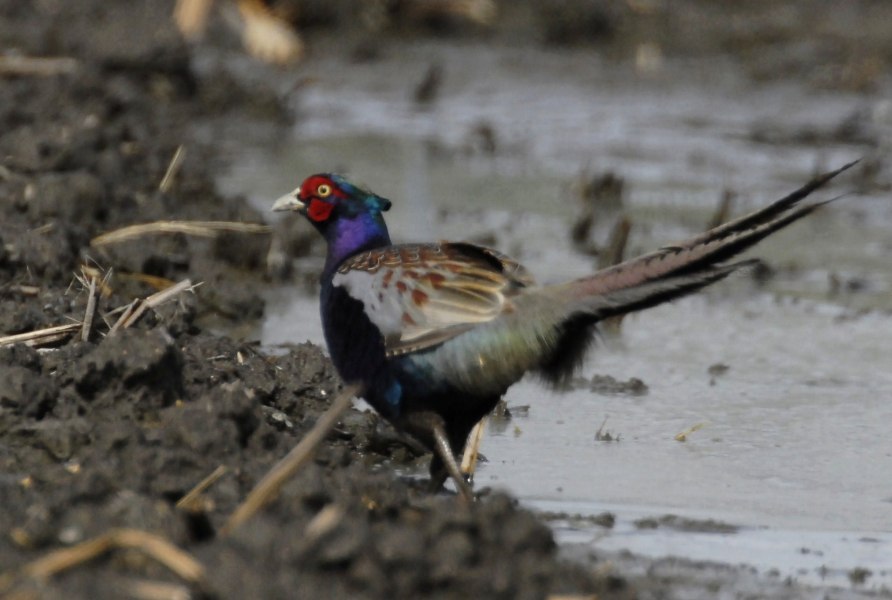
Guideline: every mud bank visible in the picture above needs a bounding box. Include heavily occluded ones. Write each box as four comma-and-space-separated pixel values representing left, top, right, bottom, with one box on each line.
2, 1, 889, 599
0, 2, 620, 598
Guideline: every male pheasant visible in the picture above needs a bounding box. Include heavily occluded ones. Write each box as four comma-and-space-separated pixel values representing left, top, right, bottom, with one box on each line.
273, 163, 854, 499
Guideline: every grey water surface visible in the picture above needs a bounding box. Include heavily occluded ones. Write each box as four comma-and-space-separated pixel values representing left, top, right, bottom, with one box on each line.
217, 41, 892, 593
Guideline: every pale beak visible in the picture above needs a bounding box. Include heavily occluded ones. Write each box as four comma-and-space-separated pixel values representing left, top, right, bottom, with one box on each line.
272, 187, 305, 212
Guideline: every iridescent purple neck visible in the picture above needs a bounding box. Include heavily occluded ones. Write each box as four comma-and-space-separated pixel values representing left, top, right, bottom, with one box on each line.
323, 212, 391, 274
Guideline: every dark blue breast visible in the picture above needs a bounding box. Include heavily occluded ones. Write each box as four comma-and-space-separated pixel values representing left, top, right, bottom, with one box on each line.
320, 281, 403, 418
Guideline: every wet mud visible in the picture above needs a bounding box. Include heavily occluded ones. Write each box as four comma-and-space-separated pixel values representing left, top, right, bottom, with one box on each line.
0, 2, 620, 598
2, 1, 890, 599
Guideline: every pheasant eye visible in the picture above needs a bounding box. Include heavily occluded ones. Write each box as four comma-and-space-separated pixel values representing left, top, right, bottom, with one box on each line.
317, 184, 332, 198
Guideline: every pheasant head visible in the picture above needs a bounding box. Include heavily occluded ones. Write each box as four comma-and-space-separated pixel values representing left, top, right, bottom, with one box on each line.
273, 173, 393, 271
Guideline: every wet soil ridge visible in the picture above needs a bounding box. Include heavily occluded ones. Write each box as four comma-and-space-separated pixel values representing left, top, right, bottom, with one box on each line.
0, 2, 620, 598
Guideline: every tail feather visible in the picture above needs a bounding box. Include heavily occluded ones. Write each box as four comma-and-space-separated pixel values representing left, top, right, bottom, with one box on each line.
672, 160, 857, 251
528, 162, 856, 384
574, 259, 758, 319
428, 164, 855, 393
560, 162, 856, 301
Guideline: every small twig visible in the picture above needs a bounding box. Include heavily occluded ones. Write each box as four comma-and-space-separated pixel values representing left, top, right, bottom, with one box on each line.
108, 279, 195, 335
109, 300, 140, 335
0, 55, 79, 77
30, 223, 54, 235
0, 323, 81, 348
122, 578, 193, 600
594, 416, 616, 442
90, 221, 271, 247
7, 285, 40, 296
674, 422, 707, 442
222, 383, 361, 535
238, 0, 304, 64
82, 265, 179, 296
707, 189, 736, 230
174, 0, 215, 39
460, 416, 487, 480
81, 276, 98, 342
0, 528, 207, 596
159, 145, 185, 193
176, 465, 227, 512
598, 216, 631, 271
143, 279, 197, 311
80, 265, 115, 298
304, 505, 345, 543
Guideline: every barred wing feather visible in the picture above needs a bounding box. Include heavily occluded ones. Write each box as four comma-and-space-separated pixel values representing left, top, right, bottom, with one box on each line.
332, 242, 533, 356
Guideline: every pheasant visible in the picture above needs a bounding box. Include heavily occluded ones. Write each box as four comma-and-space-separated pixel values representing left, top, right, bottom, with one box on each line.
273, 163, 854, 500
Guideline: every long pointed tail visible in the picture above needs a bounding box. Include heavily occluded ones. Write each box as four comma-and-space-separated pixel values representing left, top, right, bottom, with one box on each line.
556, 161, 857, 313
526, 162, 856, 384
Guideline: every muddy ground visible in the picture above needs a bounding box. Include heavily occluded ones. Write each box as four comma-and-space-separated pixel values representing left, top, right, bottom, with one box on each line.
1, 1, 889, 599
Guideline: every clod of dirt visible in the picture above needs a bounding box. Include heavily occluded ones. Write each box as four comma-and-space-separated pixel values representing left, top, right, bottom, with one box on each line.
633, 514, 739, 534
65, 328, 183, 405
540, 510, 616, 529
565, 373, 649, 396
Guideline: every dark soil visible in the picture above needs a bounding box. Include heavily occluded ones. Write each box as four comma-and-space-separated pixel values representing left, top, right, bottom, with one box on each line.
2, 1, 888, 599
0, 2, 624, 598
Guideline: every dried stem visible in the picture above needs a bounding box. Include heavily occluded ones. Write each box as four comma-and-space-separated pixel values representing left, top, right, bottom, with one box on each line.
109, 279, 195, 334
239, 0, 304, 64
176, 465, 227, 512
222, 383, 361, 535
90, 221, 270, 247
6, 285, 40, 296
81, 275, 98, 342
0, 323, 81, 348
707, 189, 736, 230
120, 578, 193, 600
0, 55, 79, 77
0, 528, 207, 596
159, 145, 185, 193
174, 0, 215, 39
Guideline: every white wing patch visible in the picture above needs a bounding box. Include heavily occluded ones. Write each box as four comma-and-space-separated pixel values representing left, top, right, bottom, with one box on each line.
332, 267, 407, 340
332, 259, 514, 355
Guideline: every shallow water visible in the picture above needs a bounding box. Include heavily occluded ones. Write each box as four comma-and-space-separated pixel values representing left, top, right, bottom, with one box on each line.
218, 39, 892, 593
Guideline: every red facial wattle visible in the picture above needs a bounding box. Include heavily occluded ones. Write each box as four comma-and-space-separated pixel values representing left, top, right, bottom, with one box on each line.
307, 198, 334, 222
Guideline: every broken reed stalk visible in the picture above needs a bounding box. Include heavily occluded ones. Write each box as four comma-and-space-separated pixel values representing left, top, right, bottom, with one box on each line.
176, 465, 227, 512
81, 265, 176, 295
0, 323, 82, 348
0, 528, 207, 596
119, 578, 193, 600
79, 265, 115, 298
7, 284, 40, 296
238, 0, 305, 64
1, 278, 194, 348
222, 383, 361, 536
80, 275, 98, 342
90, 221, 271, 247
173, 0, 215, 39
597, 216, 631, 271
460, 416, 487, 481
674, 422, 707, 442
0, 55, 79, 77
159, 145, 185, 193
109, 279, 195, 334
707, 189, 736, 230
304, 505, 345, 543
